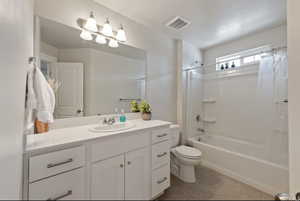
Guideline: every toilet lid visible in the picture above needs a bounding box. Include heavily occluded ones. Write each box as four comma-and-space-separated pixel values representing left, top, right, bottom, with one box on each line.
174, 146, 202, 159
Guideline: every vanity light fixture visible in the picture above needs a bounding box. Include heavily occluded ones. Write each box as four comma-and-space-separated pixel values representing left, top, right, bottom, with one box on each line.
84, 12, 98, 32
102, 18, 113, 37
96, 34, 107, 44
80, 29, 93, 41
116, 25, 127, 42
108, 39, 119, 48
77, 12, 127, 48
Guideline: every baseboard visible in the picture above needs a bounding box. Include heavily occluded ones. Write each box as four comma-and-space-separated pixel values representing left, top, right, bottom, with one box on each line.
201, 160, 276, 196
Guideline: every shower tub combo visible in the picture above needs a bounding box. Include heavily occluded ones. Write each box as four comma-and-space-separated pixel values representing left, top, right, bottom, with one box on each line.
188, 135, 288, 195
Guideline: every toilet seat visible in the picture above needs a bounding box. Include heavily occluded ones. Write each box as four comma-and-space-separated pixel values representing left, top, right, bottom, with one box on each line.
174, 145, 202, 159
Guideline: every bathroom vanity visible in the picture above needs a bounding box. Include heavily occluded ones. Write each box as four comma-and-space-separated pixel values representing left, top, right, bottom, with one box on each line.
23, 119, 171, 200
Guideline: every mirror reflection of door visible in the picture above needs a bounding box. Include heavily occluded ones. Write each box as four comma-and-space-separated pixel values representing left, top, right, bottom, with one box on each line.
50, 63, 84, 119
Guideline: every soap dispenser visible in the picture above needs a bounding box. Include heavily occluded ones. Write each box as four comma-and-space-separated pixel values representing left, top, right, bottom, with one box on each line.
120, 109, 126, 123
115, 108, 120, 122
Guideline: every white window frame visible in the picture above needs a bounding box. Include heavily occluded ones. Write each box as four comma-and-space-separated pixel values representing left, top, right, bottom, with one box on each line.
216, 46, 271, 71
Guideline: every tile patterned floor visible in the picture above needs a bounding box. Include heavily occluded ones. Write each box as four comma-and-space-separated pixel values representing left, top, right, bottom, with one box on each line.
158, 166, 274, 200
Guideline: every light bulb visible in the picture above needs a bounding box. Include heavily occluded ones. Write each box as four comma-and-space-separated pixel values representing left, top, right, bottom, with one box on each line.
102, 18, 113, 37
84, 12, 98, 32
80, 30, 93, 41
96, 34, 106, 44
108, 39, 119, 48
116, 25, 127, 42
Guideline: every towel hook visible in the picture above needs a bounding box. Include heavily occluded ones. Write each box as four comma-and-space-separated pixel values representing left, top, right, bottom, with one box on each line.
28, 57, 37, 65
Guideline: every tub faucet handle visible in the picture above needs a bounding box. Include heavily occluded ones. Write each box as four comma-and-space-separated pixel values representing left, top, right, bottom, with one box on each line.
197, 128, 205, 133
196, 115, 201, 122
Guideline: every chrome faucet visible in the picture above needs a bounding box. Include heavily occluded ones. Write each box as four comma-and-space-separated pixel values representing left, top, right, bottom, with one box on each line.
103, 117, 116, 125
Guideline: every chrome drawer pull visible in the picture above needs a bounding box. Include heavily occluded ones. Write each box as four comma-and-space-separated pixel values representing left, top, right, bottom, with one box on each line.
157, 133, 168, 138
157, 177, 168, 184
157, 152, 168, 158
47, 158, 73, 169
47, 190, 72, 201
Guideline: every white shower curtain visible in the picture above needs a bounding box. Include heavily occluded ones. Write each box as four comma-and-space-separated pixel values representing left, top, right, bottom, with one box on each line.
273, 50, 288, 134
257, 50, 288, 132
257, 50, 288, 165
257, 55, 276, 143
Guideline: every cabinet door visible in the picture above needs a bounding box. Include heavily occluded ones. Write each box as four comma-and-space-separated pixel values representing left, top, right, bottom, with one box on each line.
91, 155, 125, 200
125, 147, 151, 200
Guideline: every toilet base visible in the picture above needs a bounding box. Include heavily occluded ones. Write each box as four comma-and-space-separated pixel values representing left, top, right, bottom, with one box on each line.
178, 164, 196, 183
171, 155, 197, 183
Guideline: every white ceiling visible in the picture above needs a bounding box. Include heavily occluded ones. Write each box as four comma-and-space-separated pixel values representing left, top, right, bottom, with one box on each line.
94, 0, 287, 49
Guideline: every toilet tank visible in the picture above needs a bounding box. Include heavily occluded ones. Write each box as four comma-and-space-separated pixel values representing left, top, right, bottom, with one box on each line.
170, 124, 180, 148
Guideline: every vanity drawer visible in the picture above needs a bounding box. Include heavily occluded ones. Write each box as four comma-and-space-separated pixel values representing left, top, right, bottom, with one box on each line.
152, 165, 170, 198
29, 146, 85, 182
152, 129, 170, 144
152, 140, 170, 170
91, 131, 149, 162
29, 168, 85, 200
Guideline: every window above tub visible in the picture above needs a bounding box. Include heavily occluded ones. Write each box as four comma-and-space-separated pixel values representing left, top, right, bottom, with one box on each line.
216, 46, 271, 71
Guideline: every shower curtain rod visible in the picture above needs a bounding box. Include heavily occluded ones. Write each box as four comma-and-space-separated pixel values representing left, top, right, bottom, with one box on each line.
183, 46, 287, 72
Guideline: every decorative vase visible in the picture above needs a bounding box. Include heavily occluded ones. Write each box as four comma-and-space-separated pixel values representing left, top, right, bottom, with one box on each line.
142, 112, 152, 121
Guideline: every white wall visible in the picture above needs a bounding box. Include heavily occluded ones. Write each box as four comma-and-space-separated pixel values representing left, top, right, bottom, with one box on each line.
34, 0, 177, 122
203, 25, 287, 64
0, 0, 34, 199
40, 41, 59, 58
287, 0, 300, 196
58, 48, 146, 115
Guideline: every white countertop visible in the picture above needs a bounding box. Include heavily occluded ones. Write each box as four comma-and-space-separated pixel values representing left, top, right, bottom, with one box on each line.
26, 119, 171, 153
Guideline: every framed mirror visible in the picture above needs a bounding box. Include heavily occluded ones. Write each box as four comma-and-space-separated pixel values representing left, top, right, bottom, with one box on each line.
37, 17, 147, 119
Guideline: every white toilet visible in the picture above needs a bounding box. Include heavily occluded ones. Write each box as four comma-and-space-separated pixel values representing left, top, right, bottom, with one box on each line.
170, 125, 202, 183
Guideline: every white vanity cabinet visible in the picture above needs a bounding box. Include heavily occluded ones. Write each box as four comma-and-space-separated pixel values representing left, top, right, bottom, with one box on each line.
125, 147, 151, 200
91, 147, 150, 200
91, 155, 125, 200
29, 168, 85, 200
27, 146, 86, 200
151, 128, 171, 198
25, 120, 171, 200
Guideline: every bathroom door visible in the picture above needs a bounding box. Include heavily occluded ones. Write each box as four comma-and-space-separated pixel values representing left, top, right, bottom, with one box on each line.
50, 63, 84, 119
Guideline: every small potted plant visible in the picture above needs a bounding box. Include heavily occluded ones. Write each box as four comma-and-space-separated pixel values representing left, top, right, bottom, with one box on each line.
130, 101, 140, 113
139, 101, 152, 121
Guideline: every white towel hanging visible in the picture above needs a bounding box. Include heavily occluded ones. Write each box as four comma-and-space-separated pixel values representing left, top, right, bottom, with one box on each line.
34, 66, 55, 123
24, 58, 56, 131
24, 66, 37, 130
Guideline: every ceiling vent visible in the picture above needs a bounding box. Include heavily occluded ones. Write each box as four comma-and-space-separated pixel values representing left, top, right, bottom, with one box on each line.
166, 16, 191, 30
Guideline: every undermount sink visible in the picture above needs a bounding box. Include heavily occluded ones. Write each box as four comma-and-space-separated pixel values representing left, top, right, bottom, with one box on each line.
89, 122, 136, 133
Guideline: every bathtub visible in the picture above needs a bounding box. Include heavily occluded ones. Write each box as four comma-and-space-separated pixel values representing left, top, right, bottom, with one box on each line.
189, 135, 289, 195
